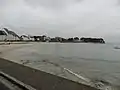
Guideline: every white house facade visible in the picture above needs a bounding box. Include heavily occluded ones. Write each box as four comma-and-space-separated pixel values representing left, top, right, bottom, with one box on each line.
0, 28, 20, 41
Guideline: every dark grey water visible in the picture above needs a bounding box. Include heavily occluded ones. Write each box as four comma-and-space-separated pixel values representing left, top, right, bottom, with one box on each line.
2, 42, 120, 89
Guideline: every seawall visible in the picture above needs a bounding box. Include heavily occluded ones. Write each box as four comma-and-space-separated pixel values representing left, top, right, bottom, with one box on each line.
0, 58, 98, 90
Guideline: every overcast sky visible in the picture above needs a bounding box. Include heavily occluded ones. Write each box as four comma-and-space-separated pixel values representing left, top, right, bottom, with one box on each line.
0, 0, 120, 42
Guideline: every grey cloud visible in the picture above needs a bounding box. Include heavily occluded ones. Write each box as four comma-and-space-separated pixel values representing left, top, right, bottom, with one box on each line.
24, 0, 83, 10
0, 0, 120, 42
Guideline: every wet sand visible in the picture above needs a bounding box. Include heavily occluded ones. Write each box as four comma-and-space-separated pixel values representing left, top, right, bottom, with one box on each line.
0, 42, 32, 55
0, 58, 97, 90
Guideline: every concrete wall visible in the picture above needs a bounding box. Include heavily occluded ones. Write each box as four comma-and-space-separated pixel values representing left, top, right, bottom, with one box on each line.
0, 58, 98, 90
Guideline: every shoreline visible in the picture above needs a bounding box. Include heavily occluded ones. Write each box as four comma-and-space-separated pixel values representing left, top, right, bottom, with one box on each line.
0, 57, 97, 90
0, 42, 119, 90
0, 41, 105, 45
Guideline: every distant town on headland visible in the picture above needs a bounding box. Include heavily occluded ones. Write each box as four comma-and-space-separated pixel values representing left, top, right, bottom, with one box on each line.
0, 28, 105, 44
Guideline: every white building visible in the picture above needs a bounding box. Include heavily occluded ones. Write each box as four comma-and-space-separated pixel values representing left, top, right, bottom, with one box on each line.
21, 35, 30, 41
0, 30, 7, 41
0, 28, 20, 41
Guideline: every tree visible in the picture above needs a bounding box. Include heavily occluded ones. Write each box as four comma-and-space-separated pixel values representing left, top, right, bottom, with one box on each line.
80, 37, 105, 43
67, 38, 74, 42
74, 37, 79, 41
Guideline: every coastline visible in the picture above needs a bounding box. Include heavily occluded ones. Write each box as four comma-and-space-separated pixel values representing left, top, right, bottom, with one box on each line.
0, 40, 105, 45
0, 42, 119, 90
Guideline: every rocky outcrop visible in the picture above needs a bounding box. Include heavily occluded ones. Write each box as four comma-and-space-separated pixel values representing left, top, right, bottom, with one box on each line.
80, 37, 105, 44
